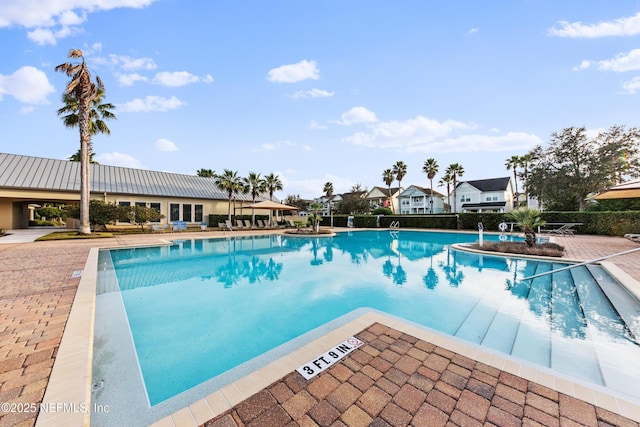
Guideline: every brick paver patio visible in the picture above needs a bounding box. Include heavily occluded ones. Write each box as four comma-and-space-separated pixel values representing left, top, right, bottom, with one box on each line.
1, 230, 640, 426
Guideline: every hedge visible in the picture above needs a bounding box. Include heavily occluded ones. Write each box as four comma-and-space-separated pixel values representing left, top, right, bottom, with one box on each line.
317, 212, 640, 236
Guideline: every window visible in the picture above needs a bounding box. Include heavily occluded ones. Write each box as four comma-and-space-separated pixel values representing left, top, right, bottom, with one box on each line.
150, 202, 161, 213
485, 195, 499, 201
182, 204, 192, 222
118, 201, 130, 207
135, 202, 146, 207
170, 204, 180, 222
460, 196, 471, 203
195, 204, 204, 222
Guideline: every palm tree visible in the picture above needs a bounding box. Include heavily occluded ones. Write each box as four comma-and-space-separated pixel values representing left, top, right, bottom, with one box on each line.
69, 149, 98, 163
309, 202, 323, 233
422, 158, 439, 214
439, 170, 453, 211
505, 155, 521, 208
264, 172, 283, 201
392, 161, 407, 196
55, 49, 105, 235
196, 168, 215, 177
214, 169, 244, 222
507, 208, 546, 247
519, 153, 533, 207
57, 89, 115, 141
445, 163, 464, 213
243, 172, 266, 226
323, 181, 334, 227
382, 168, 395, 213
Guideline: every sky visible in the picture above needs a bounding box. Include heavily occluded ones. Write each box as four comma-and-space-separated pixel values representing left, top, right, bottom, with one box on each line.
1, 1, 640, 200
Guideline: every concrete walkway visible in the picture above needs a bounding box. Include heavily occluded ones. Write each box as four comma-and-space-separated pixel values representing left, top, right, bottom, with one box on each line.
1, 230, 640, 426
0, 228, 65, 245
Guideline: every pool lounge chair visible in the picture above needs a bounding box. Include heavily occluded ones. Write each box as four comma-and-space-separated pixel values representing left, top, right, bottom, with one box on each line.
236, 219, 246, 230
224, 219, 237, 230
257, 219, 268, 229
244, 219, 253, 229
542, 223, 576, 236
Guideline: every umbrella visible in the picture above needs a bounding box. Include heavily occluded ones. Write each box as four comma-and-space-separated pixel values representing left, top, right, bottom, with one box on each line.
243, 200, 299, 225
593, 179, 640, 200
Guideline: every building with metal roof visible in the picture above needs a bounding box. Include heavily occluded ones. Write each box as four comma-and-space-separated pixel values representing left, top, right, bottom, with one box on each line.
0, 153, 269, 229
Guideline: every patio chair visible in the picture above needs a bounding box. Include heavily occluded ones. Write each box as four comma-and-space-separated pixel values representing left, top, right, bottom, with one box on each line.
200, 222, 208, 231
244, 219, 253, 229
236, 219, 245, 230
257, 219, 267, 229
542, 223, 575, 236
224, 219, 237, 230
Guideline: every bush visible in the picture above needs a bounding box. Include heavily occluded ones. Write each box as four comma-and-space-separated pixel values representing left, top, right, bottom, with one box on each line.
469, 241, 565, 257
371, 207, 392, 215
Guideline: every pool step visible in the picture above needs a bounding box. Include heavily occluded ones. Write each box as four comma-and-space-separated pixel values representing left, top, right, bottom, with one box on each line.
586, 264, 640, 342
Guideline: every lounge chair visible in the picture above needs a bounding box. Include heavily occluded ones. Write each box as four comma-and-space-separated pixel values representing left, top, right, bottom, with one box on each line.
236, 219, 245, 230
542, 223, 576, 236
244, 219, 253, 229
256, 219, 267, 229
152, 223, 168, 233
200, 222, 208, 231
224, 219, 236, 230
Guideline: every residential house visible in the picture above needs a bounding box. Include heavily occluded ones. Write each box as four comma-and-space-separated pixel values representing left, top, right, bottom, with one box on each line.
454, 177, 514, 213
0, 153, 269, 230
365, 186, 402, 213
398, 185, 447, 214
314, 194, 342, 216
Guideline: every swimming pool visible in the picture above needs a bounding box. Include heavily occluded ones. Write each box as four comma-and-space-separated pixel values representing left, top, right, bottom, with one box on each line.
92, 230, 640, 423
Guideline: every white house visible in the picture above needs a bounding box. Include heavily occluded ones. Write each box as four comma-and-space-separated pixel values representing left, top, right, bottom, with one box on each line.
314, 194, 342, 216
398, 185, 447, 214
365, 186, 402, 213
454, 177, 514, 213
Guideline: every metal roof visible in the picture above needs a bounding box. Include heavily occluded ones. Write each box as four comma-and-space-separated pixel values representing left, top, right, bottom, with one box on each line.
459, 177, 511, 192
0, 153, 261, 201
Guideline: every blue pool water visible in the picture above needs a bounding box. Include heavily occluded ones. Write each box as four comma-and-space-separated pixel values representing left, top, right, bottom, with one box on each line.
97, 230, 640, 407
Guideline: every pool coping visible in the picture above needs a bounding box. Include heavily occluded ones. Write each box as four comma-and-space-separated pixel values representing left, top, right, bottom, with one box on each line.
36, 232, 640, 426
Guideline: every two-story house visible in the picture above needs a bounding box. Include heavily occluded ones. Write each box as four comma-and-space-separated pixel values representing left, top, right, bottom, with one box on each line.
398, 185, 447, 214
365, 186, 402, 213
454, 177, 514, 213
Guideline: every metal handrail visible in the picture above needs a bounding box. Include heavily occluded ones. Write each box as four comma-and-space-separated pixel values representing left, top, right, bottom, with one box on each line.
521, 246, 640, 281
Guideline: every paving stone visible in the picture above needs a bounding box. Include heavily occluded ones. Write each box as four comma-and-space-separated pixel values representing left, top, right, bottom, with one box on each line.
282, 390, 317, 421
558, 394, 598, 427
424, 353, 450, 373
348, 371, 375, 392
524, 405, 560, 427
426, 388, 456, 414
455, 389, 490, 421
465, 377, 495, 401
407, 372, 435, 394
340, 404, 372, 427
526, 391, 559, 417
383, 367, 409, 387
412, 403, 448, 427
393, 384, 426, 414
356, 386, 391, 418
449, 409, 483, 427
379, 402, 412, 427
394, 354, 421, 376
236, 389, 277, 422
307, 374, 340, 400
271, 381, 295, 404
247, 404, 292, 427
326, 382, 361, 412
486, 405, 522, 427
328, 363, 353, 382
308, 400, 340, 426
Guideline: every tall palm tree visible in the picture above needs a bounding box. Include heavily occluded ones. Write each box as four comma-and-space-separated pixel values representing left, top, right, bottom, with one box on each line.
382, 168, 395, 213
505, 155, 521, 208
57, 89, 115, 141
264, 172, 283, 201
439, 170, 453, 212
55, 49, 104, 235
519, 153, 533, 207
215, 169, 244, 222
445, 163, 464, 213
196, 168, 215, 177
422, 158, 439, 214
243, 172, 266, 226
323, 181, 334, 227
392, 161, 407, 196
68, 149, 98, 163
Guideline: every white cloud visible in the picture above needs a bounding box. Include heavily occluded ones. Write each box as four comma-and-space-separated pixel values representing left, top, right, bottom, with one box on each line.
405, 132, 541, 154
253, 140, 295, 152
95, 152, 142, 168
0, 66, 55, 104
344, 115, 472, 148
118, 73, 148, 86
548, 12, 640, 38
152, 71, 214, 87
0, 0, 158, 44
335, 106, 378, 126
573, 60, 593, 71
308, 120, 327, 130
155, 138, 178, 152
94, 54, 157, 71
468, 27, 479, 34
119, 95, 186, 112
597, 49, 640, 72
267, 60, 319, 83
621, 76, 640, 94
288, 88, 334, 99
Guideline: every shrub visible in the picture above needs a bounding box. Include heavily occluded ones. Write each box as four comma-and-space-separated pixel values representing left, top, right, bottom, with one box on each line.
470, 241, 564, 257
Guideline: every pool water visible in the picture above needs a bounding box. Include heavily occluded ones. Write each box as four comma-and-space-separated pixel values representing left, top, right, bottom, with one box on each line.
96, 230, 640, 408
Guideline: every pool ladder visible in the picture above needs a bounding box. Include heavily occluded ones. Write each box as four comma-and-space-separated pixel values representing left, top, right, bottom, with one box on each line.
389, 221, 400, 237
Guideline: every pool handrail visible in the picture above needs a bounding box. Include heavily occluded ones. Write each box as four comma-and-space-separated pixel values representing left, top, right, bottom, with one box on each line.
521, 246, 640, 281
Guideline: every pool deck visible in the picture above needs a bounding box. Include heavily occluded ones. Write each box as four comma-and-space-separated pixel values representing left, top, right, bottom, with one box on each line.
1, 229, 640, 426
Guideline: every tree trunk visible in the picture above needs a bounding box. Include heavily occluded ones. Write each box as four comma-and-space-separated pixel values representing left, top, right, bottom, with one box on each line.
78, 96, 92, 235
524, 227, 536, 247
